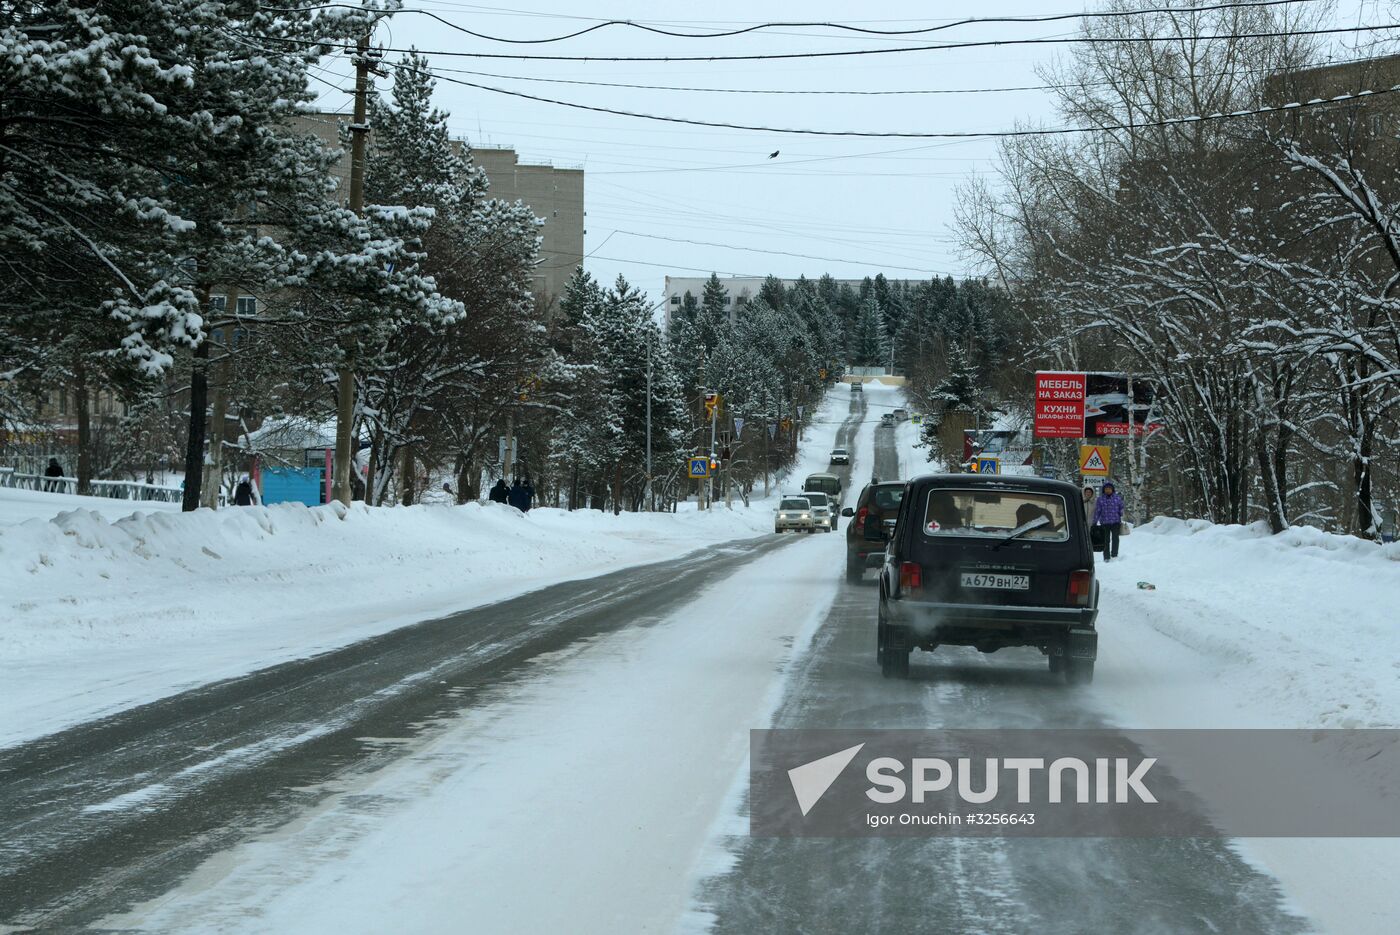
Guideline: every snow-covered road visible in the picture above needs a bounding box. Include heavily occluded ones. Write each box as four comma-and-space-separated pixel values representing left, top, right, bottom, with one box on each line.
2, 383, 1397, 934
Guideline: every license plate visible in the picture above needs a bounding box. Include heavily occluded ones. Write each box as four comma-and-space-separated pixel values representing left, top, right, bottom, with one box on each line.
961, 572, 1030, 591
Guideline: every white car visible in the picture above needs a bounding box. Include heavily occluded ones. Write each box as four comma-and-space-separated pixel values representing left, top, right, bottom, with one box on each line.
829, 448, 850, 465
801, 491, 837, 531
775, 497, 817, 533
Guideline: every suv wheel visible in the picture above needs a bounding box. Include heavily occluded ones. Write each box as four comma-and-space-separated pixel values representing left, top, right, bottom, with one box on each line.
846, 556, 863, 583
879, 612, 911, 678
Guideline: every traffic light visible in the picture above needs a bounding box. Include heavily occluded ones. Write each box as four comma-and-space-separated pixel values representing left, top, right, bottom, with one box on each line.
967, 459, 980, 473
721, 446, 731, 461
704, 391, 721, 422
709, 457, 719, 472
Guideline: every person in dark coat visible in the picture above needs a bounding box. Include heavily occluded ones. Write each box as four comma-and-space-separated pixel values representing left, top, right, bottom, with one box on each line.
44, 458, 64, 492
233, 475, 255, 506
507, 478, 526, 510
1083, 486, 1104, 550
1092, 480, 1126, 561
520, 476, 535, 512
488, 478, 509, 504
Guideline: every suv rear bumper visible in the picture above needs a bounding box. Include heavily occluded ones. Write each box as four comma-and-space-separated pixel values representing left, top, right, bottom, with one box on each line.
886, 598, 1098, 631
885, 598, 1098, 659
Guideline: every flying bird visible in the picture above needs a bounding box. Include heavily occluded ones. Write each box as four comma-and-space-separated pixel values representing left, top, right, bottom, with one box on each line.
768, 150, 780, 159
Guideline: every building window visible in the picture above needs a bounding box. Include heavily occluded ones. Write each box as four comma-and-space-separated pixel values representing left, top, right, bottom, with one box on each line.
723, 296, 732, 305
235, 296, 257, 316
736, 295, 748, 306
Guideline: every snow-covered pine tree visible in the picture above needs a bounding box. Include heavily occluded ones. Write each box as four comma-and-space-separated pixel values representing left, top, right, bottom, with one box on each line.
852, 295, 887, 368
352, 53, 547, 504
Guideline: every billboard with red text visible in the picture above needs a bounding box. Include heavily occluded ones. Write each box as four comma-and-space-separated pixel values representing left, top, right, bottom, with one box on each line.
1034, 372, 1163, 439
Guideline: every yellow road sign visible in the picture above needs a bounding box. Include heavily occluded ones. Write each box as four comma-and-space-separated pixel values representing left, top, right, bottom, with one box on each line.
1079, 444, 1111, 476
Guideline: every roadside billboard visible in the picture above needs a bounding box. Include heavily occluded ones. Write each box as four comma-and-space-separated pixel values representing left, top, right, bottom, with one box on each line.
1035, 372, 1163, 439
1033, 372, 1085, 438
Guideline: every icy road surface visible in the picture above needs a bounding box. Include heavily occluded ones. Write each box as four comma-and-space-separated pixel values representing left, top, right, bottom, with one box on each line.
1, 385, 1395, 934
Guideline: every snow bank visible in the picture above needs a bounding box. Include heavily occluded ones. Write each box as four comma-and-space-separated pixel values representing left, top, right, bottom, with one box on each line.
0, 485, 180, 526
0, 497, 774, 748
1095, 516, 1400, 731
1140, 515, 1400, 564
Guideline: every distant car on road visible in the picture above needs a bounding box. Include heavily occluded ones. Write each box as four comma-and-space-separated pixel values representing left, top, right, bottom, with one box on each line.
801, 491, 837, 531
892, 407, 909, 421
880, 413, 895, 426
876, 474, 1099, 682
775, 496, 817, 533
829, 447, 850, 465
850, 382, 863, 393
842, 481, 906, 581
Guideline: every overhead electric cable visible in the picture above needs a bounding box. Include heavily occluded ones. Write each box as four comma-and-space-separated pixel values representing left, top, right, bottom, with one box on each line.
321, 22, 1396, 63
608, 230, 953, 275
404, 62, 1400, 139
273, 1, 1326, 43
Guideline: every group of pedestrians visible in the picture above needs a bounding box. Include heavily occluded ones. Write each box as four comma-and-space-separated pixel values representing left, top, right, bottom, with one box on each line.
488, 476, 535, 512
1082, 481, 1126, 562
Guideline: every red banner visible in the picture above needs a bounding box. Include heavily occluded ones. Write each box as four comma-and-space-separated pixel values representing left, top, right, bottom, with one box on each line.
1034, 372, 1086, 438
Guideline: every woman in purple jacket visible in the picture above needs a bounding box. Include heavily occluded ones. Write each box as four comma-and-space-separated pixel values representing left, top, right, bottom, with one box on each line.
1092, 481, 1126, 561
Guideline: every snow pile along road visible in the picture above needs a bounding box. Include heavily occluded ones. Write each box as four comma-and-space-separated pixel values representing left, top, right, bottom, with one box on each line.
0, 485, 181, 526
1095, 516, 1400, 730
0, 496, 774, 748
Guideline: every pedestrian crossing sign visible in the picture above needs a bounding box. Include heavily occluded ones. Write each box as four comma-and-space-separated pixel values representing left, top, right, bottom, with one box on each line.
1080, 444, 1111, 476
688, 457, 710, 478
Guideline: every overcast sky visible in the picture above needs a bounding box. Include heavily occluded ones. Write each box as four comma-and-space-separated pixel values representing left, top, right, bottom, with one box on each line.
311, 1, 1383, 300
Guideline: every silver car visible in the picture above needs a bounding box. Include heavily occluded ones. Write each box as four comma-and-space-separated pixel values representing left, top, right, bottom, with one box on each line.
775, 496, 817, 533
801, 491, 837, 531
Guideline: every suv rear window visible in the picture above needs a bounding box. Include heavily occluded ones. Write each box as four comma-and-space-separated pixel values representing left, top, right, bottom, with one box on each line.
872, 487, 903, 510
921, 489, 1069, 541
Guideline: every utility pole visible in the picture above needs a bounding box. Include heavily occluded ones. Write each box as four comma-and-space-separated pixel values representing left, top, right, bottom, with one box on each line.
202, 290, 238, 509
708, 395, 718, 508
331, 29, 372, 506
645, 335, 653, 511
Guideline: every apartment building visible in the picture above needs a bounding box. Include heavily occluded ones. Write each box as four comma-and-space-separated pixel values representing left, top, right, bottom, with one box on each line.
291, 112, 584, 312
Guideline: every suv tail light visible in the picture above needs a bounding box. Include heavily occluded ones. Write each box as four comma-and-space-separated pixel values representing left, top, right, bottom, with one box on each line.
900, 561, 922, 592
857, 506, 869, 528
1067, 570, 1093, 607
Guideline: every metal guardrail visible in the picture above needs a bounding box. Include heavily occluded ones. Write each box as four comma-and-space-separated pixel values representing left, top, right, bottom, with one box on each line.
0, 469, 223, 506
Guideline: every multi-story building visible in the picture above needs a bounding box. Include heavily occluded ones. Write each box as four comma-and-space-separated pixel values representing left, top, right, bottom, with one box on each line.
291, 112, 584, 312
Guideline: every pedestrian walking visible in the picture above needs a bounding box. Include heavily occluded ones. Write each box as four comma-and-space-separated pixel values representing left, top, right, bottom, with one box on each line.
1082, 486, 1104, 550
43, 457, 64, 493
1093, 481, 1125, 562
520, 476, 535, 512
488, 478, 509, 504
507, 478, 526, 510
233, 474, 256, 506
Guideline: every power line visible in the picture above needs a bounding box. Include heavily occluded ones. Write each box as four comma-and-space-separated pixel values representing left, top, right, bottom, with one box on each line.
409, 62, 1400, 139
274, 1, 1327, 44
609, 230, 954, 275
426, 51, 1382, 98
334, 22, 1395, 63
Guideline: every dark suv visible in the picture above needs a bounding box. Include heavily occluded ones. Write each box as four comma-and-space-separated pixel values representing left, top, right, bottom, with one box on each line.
841, 481, 906, 582
877, 474, 1099, 683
